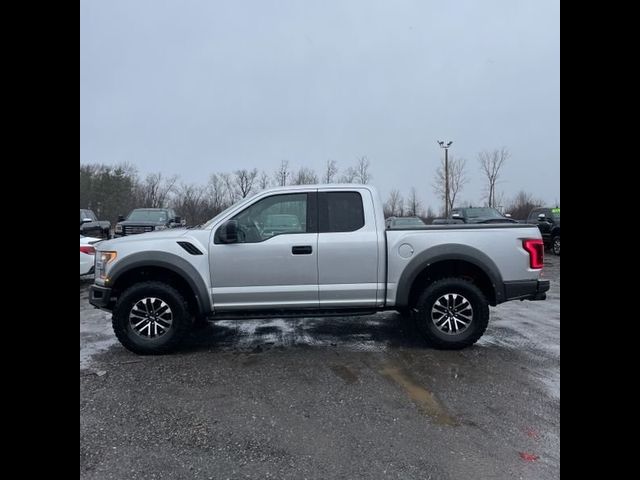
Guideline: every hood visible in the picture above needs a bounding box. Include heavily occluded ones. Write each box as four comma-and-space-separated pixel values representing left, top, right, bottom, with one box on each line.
467, 217, 518, 224
98, 228, 189, 249
80, 235, 102, 245
117, 220, 167, 226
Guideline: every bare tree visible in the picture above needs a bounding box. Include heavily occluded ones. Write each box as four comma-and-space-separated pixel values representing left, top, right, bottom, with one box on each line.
506, 190, 544, 220
494, 191, 506, 212
384, 189, 403, 217
433, 155, 468, 213
258, 171, 271, 190
234, 168, 258, 198
478, 147, 509, 207
323, 159, 338, 183
207, 173, 230, 214
220, 172, 236, 202
406, 187, 422, 216
355, 156, 371, 184
292, 167, 318, 185
171, 183, 209, 226
340, 167, 357, 183
138, 172, 178, 208
274, 160, 290, 186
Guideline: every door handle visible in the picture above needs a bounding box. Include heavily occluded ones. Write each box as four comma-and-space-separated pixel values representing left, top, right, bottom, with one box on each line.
292, 245, 312, 255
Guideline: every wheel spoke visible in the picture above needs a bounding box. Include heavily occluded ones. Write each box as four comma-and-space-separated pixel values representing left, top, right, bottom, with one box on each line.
133, 318, 148, 329
155, 317, 171, 327
433, 303, 447, 313
131, 309, 147, 318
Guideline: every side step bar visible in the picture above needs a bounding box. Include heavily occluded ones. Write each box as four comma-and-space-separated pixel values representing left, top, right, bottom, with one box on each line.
208, 308, 379, 321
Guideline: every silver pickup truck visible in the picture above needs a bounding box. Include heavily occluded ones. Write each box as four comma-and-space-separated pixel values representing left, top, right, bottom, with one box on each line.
90, 184, 549, 354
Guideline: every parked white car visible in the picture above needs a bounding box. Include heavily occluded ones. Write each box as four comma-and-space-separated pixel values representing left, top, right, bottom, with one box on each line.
80, 235, 101, 275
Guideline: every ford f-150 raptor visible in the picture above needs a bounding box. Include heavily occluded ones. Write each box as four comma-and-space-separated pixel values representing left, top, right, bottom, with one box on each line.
90, 185, 549, 354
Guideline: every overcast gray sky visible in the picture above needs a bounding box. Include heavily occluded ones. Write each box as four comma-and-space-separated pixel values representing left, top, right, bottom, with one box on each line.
80, 0, 559, 209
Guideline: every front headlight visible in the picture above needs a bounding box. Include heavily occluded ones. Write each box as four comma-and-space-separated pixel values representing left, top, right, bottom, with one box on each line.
96, 251, 117, 280
115, 224, 123, 233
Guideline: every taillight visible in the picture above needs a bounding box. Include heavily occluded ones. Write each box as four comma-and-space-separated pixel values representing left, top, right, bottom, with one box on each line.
80, 245, 96, 255
522, 239, 544, 269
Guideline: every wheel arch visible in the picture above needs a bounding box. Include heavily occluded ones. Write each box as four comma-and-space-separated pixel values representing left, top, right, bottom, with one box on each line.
395, 244, 504, 308
108, 252, 210, 316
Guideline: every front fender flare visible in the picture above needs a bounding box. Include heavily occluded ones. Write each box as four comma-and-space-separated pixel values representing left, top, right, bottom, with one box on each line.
108, 251, 210, 315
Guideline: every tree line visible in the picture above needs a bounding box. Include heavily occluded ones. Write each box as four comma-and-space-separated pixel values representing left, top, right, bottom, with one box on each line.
80, 157, 372, 226
80, 148, 553, 227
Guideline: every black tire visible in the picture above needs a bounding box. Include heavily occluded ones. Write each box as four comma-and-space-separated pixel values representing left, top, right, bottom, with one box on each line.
112, 281, 191, 355
413, 277, 489, 350
551, 235, 560, 256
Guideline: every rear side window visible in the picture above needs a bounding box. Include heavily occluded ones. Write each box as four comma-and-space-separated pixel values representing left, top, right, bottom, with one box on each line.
320, 192, 365, 232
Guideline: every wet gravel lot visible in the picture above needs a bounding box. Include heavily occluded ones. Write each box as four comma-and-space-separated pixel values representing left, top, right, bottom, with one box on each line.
80, 258, 559, 480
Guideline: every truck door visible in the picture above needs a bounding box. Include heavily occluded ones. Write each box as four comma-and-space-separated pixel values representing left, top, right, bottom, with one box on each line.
317, 189, 380, 308
209, 191, 319, 311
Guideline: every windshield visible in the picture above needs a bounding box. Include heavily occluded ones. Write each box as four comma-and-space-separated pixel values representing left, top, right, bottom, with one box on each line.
127, 210, 169, 222
394, 217, 425, 226
463, 208, 504, 219
80, 210, 96, 222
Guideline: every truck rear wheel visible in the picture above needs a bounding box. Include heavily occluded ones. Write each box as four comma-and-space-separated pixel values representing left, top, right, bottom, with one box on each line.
413, 278, 489, 349
112, 281, 191, 355
551, 235, 560, 256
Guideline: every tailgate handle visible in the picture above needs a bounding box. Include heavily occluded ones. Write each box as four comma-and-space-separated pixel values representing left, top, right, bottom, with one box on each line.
292, 245, 312, 255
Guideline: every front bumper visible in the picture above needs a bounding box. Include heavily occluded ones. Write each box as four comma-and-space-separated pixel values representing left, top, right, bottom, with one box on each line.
89, 285, 113, 310
504, 279, 550, 301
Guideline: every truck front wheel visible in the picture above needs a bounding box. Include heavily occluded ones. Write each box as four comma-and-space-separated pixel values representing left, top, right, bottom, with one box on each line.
112, 281, 191, 355
413, 278, 489, 349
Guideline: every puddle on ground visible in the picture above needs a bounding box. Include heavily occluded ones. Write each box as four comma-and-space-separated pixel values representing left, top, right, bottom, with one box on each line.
380, 364, 458, 426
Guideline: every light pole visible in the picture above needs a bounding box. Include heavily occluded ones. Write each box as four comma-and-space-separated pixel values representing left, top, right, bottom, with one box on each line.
438, 140, 453, 217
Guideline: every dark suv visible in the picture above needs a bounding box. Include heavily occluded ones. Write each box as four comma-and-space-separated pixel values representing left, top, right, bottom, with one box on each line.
450, 207, 518, 224
80, 209, 111, 239
114, 208, 184, 237
527, 207, 560, 255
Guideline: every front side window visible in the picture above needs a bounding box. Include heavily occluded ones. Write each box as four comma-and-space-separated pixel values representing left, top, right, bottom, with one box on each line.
220, 193, 309, 243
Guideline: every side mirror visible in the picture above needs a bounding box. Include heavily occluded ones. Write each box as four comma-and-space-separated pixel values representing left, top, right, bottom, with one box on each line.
504, 213, 512, 218
452, 213, 462, 219
537, 213, 547, 222
218, 220, 239, 244
81, 218, 92, 224
173, 216, 182, 225
118, 215, 125, 222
